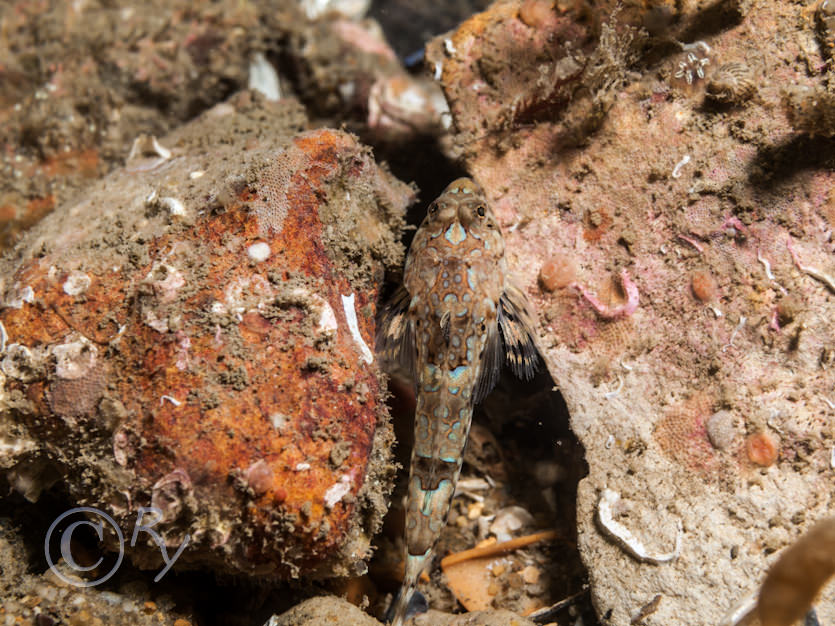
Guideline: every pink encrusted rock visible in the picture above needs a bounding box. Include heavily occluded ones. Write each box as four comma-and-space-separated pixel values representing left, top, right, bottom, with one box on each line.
429, 1, 835, 624
0, 93, 415, 580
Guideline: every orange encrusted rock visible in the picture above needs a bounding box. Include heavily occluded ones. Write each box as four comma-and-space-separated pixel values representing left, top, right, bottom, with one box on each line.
0, 93, 414, 580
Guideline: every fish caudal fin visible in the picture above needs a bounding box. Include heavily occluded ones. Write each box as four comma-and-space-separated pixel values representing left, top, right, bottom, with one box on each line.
388, 551, 432, 625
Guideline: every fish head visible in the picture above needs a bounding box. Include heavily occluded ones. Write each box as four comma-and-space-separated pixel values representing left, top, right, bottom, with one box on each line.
418, 177, 505, 258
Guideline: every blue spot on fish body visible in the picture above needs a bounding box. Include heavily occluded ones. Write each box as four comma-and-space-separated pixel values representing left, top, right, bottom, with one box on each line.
449, 365, 468, 381
467, 268, 477, 290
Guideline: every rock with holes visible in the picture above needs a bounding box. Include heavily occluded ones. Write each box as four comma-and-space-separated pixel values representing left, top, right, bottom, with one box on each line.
427, 1, 835, 624
0, 91, 414, 580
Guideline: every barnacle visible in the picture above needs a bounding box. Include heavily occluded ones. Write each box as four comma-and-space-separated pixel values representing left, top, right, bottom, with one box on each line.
705, 61, 756, 104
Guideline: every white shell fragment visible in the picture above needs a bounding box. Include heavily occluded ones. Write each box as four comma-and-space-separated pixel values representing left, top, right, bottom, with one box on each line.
128, 134, 171, 160
341, 293, 373, 363
301, 0, 370, 20
0, 321, 7, 355
596, 489, 682, 564
247, 242, 271, 262
671, 154, 691, 179
159, 196, 186, 217
314, 296, 338, 335
490, 506, 535, 543
324, 474, 352, 508
126, 134, 171, 171
63, 271, 91, 296
3, 284, 35, 309
248, 52, 281, 102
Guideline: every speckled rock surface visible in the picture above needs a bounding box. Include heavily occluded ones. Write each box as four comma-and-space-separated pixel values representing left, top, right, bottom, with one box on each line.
267, 596, 384, 625
428, 0, 835, 624
413, 608, 537, 625
0, 92, 415, 580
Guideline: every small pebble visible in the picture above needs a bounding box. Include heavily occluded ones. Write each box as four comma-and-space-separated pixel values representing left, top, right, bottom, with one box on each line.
538, 256, 576, 291
706, 410, 737, 450
521, 565, 541, 584
507, 572, 524, 589
247, 241, 271, 262
467, 501, 484, 520
519, 0, 553, 28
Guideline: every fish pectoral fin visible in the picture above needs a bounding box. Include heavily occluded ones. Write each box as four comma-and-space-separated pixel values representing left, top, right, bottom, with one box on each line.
473, 321, 502, 404
376, 285, 416, 378
499, 284, 540, 381
440, 311, 451, 345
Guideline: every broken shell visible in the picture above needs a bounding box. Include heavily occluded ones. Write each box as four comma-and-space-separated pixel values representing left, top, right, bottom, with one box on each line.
248, 52, 281, 102
596, 489, 682, 564
1, 344, 47, 382
489, 506, 535, 542
62, 271, 91, 296
151, 468, 193, 523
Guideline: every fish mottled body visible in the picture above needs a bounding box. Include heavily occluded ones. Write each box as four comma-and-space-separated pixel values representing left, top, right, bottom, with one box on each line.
377, 178, 539, 624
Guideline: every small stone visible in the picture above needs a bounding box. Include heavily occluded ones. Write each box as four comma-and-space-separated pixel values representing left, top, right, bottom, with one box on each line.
521, 565, 541, 584
706, 410, 737, 450
519, 0, 553, 28
538, 255, 576, 291
467, 501, 484, 520
247, 241, 271, 262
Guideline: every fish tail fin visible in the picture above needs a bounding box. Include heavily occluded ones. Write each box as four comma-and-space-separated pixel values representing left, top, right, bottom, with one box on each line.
388, 550, 431, 625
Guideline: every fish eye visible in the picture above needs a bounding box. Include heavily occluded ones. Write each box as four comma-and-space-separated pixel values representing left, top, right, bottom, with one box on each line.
428, 202, 438, 215
476, 206, 486, 217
